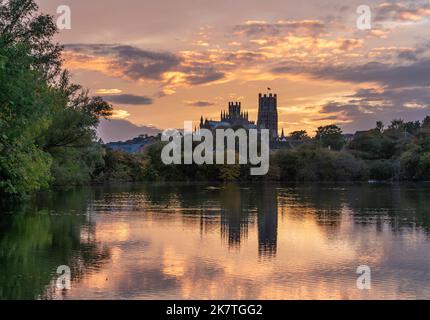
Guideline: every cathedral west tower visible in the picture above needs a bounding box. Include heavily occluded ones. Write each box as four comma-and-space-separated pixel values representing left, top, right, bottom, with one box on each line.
257, 93, 278, 140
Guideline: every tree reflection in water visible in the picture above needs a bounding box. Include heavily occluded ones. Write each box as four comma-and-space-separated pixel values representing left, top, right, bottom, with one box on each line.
0, 188, 110, 300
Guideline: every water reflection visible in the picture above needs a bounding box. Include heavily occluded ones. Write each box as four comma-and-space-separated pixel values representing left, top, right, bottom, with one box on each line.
220, 185, 253, 249
0, 189, 110, 300
1, 183, 430, 299
256, 186, 278, 258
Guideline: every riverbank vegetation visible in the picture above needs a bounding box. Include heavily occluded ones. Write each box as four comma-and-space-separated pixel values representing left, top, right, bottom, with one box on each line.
0, 1, 112, 197
98, 115, 430, 183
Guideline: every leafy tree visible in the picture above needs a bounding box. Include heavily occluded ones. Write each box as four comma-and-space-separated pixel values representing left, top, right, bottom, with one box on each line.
289, 130, 309, 141
0, 0, 111, 195
418, 116, 430, 150
37, 73, 112, 186
404, 121, 421, 135
315, 125, 345, 150
384, 119, 419, 142
0, 0, 62, 80
376, 121, 384, 133
0, 44, 55, 195
399, 119, 430, 180
277, 144, 367, 182
349, 128, 396, 160
369, 160, 398, 180
417, 152, 430, 180
388, 119, 404, 131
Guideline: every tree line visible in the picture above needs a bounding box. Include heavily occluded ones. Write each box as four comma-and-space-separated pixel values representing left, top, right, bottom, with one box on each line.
101, 117, 430, 183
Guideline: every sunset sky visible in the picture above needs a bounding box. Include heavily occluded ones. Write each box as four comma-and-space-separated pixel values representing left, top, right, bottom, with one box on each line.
37, 0, 430, 142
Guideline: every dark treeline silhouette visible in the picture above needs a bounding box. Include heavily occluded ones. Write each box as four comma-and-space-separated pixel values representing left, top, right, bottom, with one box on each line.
98, 117, 430, 183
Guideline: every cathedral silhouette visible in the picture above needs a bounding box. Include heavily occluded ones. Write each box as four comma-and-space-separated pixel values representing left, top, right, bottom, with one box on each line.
200, 93, 279, 140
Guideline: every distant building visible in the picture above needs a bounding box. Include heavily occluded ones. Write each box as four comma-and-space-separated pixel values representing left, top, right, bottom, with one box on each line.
200, 93, 280, 141
200, 101, 257, 131
354, 131, 369, 137
257, 93, 278, 141
106, 134, 159, 153
108, 92, 293, 153
342, 133, 355, 143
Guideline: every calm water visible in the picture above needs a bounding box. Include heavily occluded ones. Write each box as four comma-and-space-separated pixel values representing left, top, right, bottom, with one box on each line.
1, 183, 430, 300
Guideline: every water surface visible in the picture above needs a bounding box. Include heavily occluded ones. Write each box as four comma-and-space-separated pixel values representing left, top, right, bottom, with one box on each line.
1, 183, 430, 300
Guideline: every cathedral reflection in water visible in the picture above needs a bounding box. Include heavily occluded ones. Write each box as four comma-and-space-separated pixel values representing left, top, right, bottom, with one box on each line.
218, 185, 278, 258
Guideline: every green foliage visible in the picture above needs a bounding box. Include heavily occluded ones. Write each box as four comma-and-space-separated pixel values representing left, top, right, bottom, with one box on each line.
277, 144, 368, 182
0, 143, 52, 194
0, 43, 55, 195
315, 125, 345, 150
49, 144, 106, 186
349, 119, 430, 181
417, 152, 430, 180
400, 145, 430, 181
400, 145, 420, 180
0, 0, 62, 80
98, 114, 430, 184
94, 148, 150, 182
369, 160, 398, 181
37, 75, 112, 186
288, 130, 309, 141
348, 128, 395, 160
99, 143, 253, 183
0, 0, 111, 196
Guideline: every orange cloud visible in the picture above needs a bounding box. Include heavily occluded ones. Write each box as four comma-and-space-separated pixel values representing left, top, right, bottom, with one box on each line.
96, 88, 123, 94
109, 109, 131, 119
